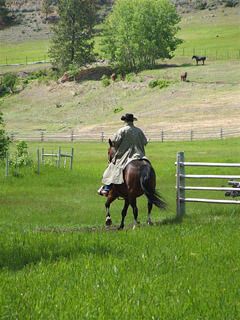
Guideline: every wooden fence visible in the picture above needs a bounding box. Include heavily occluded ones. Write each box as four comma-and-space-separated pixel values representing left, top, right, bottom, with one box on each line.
175, 151, 240, 218
7, 127, 240, 142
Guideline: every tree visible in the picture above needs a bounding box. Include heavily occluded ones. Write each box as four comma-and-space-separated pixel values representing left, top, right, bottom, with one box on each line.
102, 0, 182, 72
0, 112, 10, 160
41, 0, 53, 19
0, 0, 10, 27
49, 0, 97, 71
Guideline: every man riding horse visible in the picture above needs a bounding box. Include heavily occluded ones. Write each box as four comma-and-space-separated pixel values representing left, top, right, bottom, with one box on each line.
98, 113, 148, 196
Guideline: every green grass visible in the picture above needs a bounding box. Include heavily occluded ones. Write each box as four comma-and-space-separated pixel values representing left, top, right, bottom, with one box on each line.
176, 8, 240, 59
0, 139, 240, 318
0, 40, 49, 65
0, 7, 239, 65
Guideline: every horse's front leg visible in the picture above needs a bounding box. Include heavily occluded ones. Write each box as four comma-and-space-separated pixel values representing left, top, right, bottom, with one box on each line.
118, 199, 129, 230
105, 195, 117, 227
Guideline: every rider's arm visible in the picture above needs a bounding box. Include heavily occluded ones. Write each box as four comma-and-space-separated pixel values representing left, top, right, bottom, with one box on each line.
112, 128, 124, 149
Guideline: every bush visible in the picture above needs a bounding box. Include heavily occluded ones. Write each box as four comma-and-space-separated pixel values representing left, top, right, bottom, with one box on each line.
101, 75, 110, 87
224, 0, 239, 7
67, 64, 80, 81
1, 73, 17, 93
10, 141, 33, 167
0, 112, 11, 160
148, 79, 170, 89
125, 73, 136, 82
113, 106, 124, 113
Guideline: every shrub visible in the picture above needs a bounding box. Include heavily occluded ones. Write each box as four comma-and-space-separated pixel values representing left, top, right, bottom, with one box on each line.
0, 112, 11, 160
148, 79, 170, 89
113, 106, 124, 113
224, 0, 239, 6
67, 64, 80, 81
125, 73, 136, 82
2, 73, 17, 93
10, 141, 33, 167
101, 75, 110, 87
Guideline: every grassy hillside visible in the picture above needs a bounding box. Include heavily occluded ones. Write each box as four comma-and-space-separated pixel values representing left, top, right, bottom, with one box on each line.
176, 7, 240, 59
0, 139, 240, 318
1, 58, 239, 135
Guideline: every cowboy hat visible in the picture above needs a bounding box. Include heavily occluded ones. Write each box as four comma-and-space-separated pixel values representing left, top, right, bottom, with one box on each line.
121, 113, 137, 122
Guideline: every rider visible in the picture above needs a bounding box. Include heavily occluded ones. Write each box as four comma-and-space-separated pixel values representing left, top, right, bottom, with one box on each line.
98, 113, 148, 196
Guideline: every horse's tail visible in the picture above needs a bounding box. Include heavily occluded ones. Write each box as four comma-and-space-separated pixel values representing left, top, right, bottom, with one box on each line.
140, 164, 166, 210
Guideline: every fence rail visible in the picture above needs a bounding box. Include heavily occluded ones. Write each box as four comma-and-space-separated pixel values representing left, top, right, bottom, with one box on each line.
7, 126, 240, 142
175, 47, 240, 60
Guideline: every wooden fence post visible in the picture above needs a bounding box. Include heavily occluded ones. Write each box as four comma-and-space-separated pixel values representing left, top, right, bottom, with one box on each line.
71, 130, 74, 142
190, 130, 193, 141
58, 146, 61, 168
41, 148, 44, 164
101, 132, 104, 142
37, 149, 40, 174
70, 148, 74, 170
220, 128, 223, 140
176, 152, 185, 218
41, 131, 44, 142
161, 130, 164, 143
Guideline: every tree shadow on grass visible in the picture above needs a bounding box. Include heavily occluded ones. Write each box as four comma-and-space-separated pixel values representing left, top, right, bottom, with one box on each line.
0, 237, 124, 272
155, 63, 193, 69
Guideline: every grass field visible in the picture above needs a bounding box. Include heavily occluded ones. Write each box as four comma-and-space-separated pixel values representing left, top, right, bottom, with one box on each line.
0, 7, 239, 65
1, 58, 240, 135
0, 139, 240, 318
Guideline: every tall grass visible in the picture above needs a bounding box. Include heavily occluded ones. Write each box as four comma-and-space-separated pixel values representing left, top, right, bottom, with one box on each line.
0, 140, 240, 318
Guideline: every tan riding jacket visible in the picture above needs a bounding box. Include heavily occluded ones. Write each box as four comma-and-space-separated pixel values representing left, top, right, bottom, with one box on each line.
102, 122, 148, 185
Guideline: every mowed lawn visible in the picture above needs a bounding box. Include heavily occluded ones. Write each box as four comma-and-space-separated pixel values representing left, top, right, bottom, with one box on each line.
0, 139, 240, 319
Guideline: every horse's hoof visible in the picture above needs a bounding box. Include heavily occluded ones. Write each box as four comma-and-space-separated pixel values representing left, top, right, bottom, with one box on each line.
147, 220, 154, 226
105, 217, 112, 226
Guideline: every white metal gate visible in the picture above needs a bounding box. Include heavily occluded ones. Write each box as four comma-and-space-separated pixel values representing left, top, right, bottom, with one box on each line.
175, 152, 240, 217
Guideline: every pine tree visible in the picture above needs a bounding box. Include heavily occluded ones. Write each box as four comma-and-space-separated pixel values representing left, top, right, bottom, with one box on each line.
49, 0, 96, 71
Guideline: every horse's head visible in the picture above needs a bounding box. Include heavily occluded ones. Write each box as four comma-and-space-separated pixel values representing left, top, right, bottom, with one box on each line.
108, 139, 116, 163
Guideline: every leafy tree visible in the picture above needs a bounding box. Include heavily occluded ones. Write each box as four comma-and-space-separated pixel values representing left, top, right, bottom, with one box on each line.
0, 112, 10, 160
49, 0, 97, 71
41, 0, 53, 19
102, 0, 182, 72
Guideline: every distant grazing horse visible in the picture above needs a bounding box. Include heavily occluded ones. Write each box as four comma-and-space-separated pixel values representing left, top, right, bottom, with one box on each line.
104, 139, 166, 229
181, 72, 187, 81
192, 55, 206, 65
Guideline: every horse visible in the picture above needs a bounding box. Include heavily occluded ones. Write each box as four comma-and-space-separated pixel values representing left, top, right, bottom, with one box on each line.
192, 55, 206, 65
180, 72, 187, 81
104, 139, 166, 230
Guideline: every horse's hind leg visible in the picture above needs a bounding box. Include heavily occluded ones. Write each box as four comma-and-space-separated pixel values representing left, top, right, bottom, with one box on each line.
147, 201, 153, 225
118, 200, 129, 230
130, 198, 139, 229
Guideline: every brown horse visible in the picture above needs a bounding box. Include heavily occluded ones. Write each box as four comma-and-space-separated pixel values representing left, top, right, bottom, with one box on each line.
181, 72, 187, 81
104, 139, 166, 229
